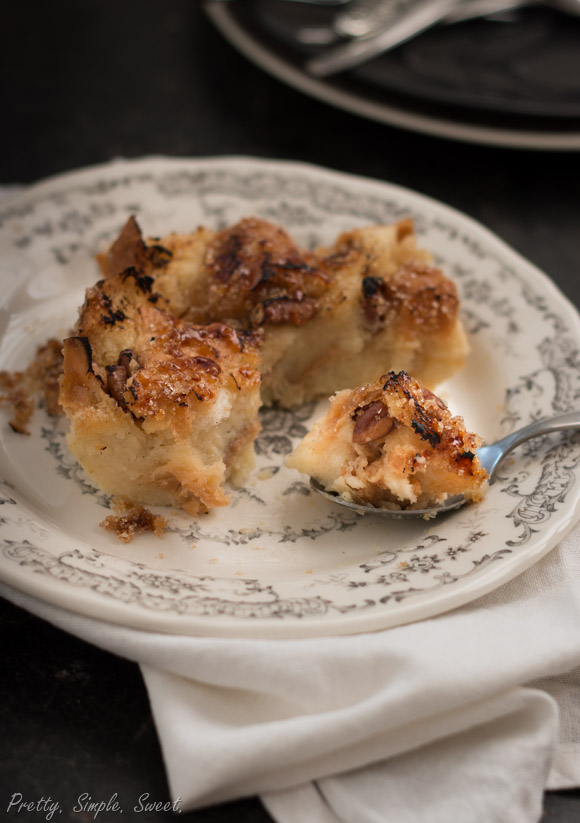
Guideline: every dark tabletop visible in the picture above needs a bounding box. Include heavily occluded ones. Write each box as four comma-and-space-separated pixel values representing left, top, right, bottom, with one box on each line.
1, 1, 579, 821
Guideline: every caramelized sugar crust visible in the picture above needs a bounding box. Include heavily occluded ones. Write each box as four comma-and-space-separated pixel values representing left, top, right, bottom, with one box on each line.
99, 216, 462, 341
199, 217, 330, 327
63, 320, 261, 440
61, 231, 262, 515
98, 216, 467, 407
361, 262, 460, 334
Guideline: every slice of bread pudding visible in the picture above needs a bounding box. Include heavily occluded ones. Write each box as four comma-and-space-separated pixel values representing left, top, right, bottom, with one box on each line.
286, 372, 488, 511
60, 263, 261, 515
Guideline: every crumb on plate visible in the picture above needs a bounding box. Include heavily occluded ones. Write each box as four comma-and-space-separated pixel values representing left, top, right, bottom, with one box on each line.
100, 498, 168, 543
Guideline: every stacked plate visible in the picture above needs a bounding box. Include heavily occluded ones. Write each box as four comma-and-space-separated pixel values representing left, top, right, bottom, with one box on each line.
206, 0, 580, 149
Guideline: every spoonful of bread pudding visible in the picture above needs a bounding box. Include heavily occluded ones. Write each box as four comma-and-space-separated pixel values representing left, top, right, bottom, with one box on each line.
286, 371, 580, 519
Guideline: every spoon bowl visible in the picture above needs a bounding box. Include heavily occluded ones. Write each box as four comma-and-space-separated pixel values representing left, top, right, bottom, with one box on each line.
310, 410, 580, 518
310, 478, 467, 517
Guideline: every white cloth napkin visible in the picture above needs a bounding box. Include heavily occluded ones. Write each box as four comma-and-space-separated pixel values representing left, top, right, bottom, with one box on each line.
2, 522, 580, 823
1, 184, 579, 822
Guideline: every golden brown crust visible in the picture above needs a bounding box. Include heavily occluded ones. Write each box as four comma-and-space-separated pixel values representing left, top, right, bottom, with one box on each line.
62, 314, 261, 436
347, 371, 483, 470
93, 215, 466, 405
361, 262, 460, 335
98, 215, 172, 281
194, 217, 330, 327
110, 319, 261, 438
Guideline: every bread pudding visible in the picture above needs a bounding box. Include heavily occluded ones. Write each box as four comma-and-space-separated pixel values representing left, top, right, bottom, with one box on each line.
55, 216, 470, 516
286, 372, 488, 511
60, 266, 262, 515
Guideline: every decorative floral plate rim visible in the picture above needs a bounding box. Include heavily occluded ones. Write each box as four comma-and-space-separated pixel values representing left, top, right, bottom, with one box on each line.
1, 155, 580, 639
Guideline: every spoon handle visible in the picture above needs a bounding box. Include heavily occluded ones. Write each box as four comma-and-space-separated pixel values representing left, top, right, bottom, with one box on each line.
481, 411, 580, 476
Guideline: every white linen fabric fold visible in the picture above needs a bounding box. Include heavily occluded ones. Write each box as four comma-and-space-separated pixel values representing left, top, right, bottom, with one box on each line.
2, 524, 579, 823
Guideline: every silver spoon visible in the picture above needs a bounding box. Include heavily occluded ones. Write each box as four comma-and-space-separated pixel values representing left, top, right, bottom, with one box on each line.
310, 410, 580, 518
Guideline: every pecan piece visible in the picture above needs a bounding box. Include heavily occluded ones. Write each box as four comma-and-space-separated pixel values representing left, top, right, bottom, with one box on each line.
191, 356, 221, 376
352, 401, 395, 444
106, 349, 141, 407
251, 295, 318, 326
419, 386, 447, 411
106, 365, 130, 407
118, 349, 140, 377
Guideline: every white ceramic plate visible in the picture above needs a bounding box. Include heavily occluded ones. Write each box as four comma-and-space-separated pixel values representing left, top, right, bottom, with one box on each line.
1, 156, 580, 638
205, 2, 580, 152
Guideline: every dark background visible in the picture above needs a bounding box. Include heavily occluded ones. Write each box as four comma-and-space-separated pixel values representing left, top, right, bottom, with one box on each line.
1, 1, 579, 821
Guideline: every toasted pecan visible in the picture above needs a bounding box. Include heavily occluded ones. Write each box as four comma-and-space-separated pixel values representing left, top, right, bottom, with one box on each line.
201, 218, 329, 327
352, 401, 395, 444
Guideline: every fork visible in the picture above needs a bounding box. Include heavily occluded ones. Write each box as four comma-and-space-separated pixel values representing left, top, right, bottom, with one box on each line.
305, 0, 580, 75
